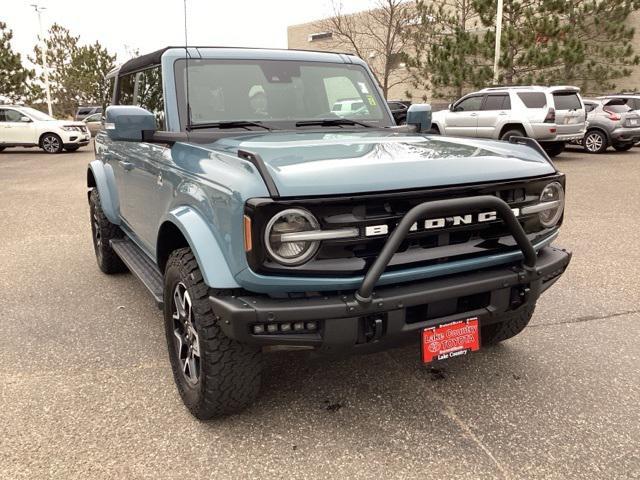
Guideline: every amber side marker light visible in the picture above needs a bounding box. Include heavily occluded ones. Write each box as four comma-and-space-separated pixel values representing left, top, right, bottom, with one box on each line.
244, 215, 253, 252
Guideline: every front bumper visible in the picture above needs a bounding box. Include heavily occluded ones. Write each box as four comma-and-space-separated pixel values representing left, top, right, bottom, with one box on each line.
61, 130, 91, 146
214, 245, 571, 354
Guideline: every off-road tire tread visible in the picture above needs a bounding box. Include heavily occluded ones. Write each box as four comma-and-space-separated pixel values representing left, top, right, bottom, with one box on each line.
481, 304, 535, 346
165, 248, 262, 419
89, 189, 127, 274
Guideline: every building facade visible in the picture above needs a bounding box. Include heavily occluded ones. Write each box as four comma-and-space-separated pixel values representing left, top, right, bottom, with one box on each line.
288, 8, 640, 102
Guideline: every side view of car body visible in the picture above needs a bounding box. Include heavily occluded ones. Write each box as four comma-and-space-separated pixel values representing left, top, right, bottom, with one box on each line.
0, 105, 91, 153
430, 86, 586, 157
579, 98, 640, 153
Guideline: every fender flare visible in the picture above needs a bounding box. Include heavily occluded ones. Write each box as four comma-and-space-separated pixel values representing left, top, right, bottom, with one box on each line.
161, 206, 239, 289
87, 160, 120, 225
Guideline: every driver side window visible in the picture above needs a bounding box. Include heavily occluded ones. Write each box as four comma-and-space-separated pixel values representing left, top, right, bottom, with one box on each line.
1, 109, 24, 122
454, 96, 483, 112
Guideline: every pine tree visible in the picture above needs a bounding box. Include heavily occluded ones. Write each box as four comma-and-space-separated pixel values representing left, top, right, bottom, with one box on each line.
473, 0, 640, 91
407, 0, 494, 101
0, 22, 33, 103
29, 24, 116, 117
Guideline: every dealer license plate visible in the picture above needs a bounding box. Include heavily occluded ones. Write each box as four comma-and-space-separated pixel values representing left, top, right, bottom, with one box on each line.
421, 317, 480, 363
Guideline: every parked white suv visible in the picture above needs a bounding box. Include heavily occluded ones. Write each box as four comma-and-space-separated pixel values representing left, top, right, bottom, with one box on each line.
0, 105, 90, 154
430, 86, 586, 157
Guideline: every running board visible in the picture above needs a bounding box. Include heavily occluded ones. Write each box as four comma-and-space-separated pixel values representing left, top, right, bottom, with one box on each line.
110, 238, 164, 309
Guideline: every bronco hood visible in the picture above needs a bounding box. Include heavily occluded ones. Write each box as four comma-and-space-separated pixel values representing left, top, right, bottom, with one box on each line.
210, 131, 556, 197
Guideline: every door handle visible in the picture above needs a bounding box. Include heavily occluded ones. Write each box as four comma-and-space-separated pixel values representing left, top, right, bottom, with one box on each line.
119, 160, 134, 171
470, 113, 478, 117
498, 112, 508, 115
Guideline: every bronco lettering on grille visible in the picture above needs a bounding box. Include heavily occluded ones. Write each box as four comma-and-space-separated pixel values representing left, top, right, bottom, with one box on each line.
364, 208, 521, 237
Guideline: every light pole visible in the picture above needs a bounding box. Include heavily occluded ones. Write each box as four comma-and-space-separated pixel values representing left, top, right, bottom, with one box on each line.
31, 4, 53, 116
493, 0, 504, 85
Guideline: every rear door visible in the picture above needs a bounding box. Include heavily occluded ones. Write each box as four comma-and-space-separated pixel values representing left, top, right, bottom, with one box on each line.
552, 89, 585, 136
476, 94, 511, 138
445, 95, 484, 137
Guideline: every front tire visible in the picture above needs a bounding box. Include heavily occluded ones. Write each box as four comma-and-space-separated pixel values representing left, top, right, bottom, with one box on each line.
583, 130, 608, 154
40, 133, 63, 154
89, 189, 127, 274
481, 304, 535, 346
164, 248, 262, 419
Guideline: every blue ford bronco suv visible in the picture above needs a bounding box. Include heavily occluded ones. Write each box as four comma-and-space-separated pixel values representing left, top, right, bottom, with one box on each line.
88, 47, 571, 419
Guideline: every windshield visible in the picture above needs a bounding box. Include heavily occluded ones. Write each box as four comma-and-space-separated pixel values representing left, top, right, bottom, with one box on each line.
21, 107, 54, 121
174, 59, 391, 129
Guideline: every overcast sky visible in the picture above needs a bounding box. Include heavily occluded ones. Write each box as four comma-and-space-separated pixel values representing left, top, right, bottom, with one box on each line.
4, 0, 377, 67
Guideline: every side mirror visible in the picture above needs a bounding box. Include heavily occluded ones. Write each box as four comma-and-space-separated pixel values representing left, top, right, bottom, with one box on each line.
104, 105, 156, 141
406, 103, 432, 133
20, 116, 31, 123
447, 103, 452, 110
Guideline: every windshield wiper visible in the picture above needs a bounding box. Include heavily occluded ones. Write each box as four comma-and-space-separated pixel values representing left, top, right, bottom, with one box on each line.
188, 120, 273, 131
295, 118, 377, 128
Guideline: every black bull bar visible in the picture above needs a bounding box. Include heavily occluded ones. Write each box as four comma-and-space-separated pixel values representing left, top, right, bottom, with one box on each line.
353, 195, 538, 304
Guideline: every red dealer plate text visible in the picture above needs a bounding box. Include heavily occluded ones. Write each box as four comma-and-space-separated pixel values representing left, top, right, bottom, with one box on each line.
421, 317, 480, 363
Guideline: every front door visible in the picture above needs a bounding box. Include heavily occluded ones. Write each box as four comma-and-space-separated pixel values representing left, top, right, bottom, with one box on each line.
0, 108, 36, 144
445, 95, 484, 137
120, 142, 169, 252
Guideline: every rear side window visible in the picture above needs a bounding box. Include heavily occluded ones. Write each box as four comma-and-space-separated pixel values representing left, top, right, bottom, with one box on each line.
517, 92, 546, 108
118, 73, 136, 105
553, 92, 582, 110
483, 94, 510, 110
136, 66, 165, 129
584, 103, 597, 113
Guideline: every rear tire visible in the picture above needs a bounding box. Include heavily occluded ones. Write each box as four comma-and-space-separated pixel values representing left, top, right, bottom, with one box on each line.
429, 125, 440, 135
0, 147, 5, 152
89, 189, 127, 274
613, 143, 633, 152
583, 130, 608, 154
164, 248, 263, 419
542, 142, 565, 157
500, 129, 526, 142
40, 133, 63, 154
481, 304, 535, 346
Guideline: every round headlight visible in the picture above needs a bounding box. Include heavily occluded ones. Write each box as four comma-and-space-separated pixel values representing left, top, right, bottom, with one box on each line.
264, 209, 320, 265
538, 182, 565, 227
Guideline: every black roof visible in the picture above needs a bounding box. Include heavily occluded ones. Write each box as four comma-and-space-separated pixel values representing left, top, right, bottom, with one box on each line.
117, 46, 359, 76
118, 47, 174, 75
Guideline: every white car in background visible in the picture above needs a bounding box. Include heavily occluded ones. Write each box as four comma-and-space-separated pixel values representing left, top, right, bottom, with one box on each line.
0, 105, 90, 154
430, 86, 586, 157
331, 99, 370, 117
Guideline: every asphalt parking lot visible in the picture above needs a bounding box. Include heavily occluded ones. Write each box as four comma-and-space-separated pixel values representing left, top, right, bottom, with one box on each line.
0, 144, 638, 480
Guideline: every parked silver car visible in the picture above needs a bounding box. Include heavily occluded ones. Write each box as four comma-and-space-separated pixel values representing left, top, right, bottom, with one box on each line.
430, 86, 586, 157
580, 99, 640, 153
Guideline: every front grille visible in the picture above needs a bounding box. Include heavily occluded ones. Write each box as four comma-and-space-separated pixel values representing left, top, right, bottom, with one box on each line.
246, 174, 564, 277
